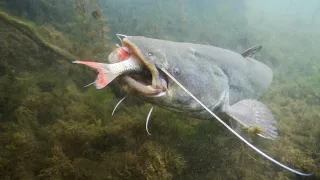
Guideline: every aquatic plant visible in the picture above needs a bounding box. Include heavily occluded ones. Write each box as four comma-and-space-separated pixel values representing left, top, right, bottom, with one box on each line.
0, 9, 189, 180
0, 11, 78, 61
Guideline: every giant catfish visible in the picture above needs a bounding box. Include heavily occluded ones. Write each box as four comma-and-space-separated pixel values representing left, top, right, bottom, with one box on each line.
73, 35, 312, 176
110, 35, 277, 140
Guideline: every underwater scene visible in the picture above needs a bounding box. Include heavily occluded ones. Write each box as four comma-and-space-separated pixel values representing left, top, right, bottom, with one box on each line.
0, 0, 319, 179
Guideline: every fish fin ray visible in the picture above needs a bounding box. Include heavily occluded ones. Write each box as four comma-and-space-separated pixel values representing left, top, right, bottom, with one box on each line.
73, 61, 118, 89
84, 82, 95, 88
225, 99, 278, 140
241, 45, 262, 58
228, 119, 242, 134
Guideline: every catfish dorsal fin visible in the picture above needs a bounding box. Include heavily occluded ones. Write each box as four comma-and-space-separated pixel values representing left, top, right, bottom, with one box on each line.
241, 45, 262, 58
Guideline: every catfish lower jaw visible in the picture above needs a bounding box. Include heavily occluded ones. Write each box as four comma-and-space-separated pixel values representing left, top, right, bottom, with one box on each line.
122, 75, 167, 96
122, 38, 165, 91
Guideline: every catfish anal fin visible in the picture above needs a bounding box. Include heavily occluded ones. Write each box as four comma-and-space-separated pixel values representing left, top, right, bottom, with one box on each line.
241, 45, 262, 58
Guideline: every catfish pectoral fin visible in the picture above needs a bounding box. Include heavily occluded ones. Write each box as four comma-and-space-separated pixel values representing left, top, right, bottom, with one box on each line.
225, 99, 278, 140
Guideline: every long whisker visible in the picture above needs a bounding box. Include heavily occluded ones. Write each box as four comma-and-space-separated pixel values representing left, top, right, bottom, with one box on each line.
116, 34, 128, 45
146, 106, 154, 135
111, 95, 128, 116
160, 67, 312, 177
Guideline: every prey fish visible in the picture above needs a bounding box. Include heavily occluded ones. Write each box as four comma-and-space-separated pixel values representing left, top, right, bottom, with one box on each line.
72, 34, 312, 176
73, 47, 165, 95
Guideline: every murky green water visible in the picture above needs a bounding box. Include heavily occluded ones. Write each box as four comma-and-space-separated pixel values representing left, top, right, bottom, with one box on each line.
0, 0, 319, 179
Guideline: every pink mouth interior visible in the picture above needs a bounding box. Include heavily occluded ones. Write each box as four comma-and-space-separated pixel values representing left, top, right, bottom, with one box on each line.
111, 45, 167, 96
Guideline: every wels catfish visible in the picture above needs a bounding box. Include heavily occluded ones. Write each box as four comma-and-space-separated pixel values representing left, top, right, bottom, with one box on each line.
73, 34, 312, 176
119, 36, 276, 139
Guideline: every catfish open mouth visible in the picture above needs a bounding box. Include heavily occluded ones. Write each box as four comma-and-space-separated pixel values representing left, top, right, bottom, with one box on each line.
119, 39, 168, 97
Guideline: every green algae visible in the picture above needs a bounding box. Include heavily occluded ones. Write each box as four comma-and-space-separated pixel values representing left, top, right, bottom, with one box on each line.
0, 9, 188, 180
0, 11, 78, 61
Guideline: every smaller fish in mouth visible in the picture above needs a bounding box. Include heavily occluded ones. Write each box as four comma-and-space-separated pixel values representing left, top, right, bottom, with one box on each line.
72, 45, 167, 96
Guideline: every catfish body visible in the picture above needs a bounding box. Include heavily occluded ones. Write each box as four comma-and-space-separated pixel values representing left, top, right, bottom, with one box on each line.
117, 36, 277, 140
74, 35, 276, 139
121, 36, 272, 117
72, 35, 314, 176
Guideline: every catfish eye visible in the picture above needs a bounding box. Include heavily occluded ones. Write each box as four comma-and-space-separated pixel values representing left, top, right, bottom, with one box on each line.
173, 67, 181, 76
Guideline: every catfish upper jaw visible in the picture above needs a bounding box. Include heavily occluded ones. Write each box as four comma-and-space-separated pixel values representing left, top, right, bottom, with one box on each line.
122, 38, 167, 92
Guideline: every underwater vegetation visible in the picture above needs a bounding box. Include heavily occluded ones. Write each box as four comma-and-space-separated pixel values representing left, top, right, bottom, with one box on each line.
0, 0, 319, 179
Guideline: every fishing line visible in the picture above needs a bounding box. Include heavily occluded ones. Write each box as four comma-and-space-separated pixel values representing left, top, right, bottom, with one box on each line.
160, 67, 312, 177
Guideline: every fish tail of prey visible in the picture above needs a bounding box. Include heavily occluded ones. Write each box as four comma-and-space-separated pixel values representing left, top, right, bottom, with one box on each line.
73, 55, 143, 89
73, 61, 118, 89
